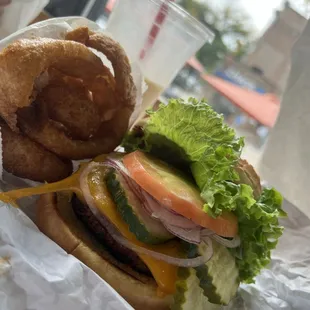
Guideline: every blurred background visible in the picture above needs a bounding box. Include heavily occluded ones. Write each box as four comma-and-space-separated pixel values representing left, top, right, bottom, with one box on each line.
25, 0, 310, 168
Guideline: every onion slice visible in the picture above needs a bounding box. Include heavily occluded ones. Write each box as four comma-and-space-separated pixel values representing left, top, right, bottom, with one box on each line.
163, 223, 202, 245
210, 234, 241, 248
142, 191, 199, 229
79, 162, 213, 267
106, 155, 130, 175
112, 233, 213, 268
202, 229, 241, 248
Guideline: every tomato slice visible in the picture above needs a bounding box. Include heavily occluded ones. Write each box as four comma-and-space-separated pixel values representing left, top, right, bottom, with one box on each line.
123, 151, 238, 237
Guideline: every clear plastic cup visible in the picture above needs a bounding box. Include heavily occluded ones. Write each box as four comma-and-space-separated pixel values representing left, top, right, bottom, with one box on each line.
106, 0, 214, 114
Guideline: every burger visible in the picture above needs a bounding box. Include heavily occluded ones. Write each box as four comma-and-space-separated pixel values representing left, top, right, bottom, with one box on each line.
1, 98, 286, 310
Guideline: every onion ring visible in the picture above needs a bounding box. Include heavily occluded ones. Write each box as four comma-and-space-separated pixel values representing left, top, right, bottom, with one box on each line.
90, 75, 117, 122
17, 28, 137, 160
37, 78, 101, 140
0, 37, 112, 132
18, 104, 133, 160
0, 28, 137, 182
65, 26, 89, 45
1, 124, 73, 182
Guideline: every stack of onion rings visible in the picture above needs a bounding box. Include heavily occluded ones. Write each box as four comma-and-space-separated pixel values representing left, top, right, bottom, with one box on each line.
0, 27, 137, 182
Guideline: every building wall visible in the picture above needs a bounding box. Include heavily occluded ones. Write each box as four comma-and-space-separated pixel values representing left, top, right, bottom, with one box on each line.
245, 5, 307, 94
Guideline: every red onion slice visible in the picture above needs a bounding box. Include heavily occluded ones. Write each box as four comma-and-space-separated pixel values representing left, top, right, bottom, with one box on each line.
163, 223, 202, 245
79, 162, 213, 267
140, 192, 203, 244
202, 229, 241, 248
210, 235, 241, 248
201, 228, 216, 237
106, 155, 130, 175
112, 233, 213, 267
142, 192, 199, 229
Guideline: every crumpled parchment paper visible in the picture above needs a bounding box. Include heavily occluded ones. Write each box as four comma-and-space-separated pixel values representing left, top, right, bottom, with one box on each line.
0, 16, 309, 310
0, 203, 132, 310
1, 195, 309, 310
235, 199, 310, 310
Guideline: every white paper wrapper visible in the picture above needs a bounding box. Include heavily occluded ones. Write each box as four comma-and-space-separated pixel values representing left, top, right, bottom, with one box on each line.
0, 16, 310, 310
0, 202, 132, 310
1, 194, 309, 310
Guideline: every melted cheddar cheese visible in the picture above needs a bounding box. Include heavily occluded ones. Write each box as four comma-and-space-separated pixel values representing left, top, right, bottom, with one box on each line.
88, 166, 179, 294
0, 160, 179, 295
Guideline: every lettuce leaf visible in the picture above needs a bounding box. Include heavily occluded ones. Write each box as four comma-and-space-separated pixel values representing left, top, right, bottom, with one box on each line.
231, 187, 286, 282
122, 98, 285, 283
123, 98, 245, 214
124, 98, 243, 167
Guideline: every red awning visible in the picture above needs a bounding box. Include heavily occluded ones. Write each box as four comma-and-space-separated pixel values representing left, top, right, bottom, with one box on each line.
202, 74, 280, 127
186, 57, 205, 73
105, 0, 116, 13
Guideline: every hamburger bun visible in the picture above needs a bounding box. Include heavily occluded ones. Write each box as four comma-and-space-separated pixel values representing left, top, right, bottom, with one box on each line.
36, 192, 172, 310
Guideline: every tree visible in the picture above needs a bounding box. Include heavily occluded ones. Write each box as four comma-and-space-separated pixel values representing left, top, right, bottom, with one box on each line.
233, 40, 252, 60
177, 0, 253, 70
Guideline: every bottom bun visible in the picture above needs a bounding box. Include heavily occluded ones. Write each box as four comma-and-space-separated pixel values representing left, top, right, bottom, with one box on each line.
36, 192, 172, 310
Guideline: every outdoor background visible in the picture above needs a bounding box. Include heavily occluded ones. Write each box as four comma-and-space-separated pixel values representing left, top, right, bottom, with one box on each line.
44, 0, 310, 169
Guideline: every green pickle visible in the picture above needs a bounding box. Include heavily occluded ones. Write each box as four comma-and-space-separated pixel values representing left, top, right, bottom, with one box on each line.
106, 168, 174, 244
171, 267, 220, 310
106, 167, 239, 306
187, 240, 239, 305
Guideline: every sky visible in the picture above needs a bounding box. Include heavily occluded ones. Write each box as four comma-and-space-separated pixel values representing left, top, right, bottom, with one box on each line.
238, 0, 284, 32
206, 0, 308, 34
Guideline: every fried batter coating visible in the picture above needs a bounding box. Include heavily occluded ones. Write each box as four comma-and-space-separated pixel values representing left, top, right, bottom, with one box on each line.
86, 31, 136, 111
90, 75, 118, 121
0, 38, 109, 131
65, 27, 135, 117
65, 27, 89, 44
2, 124, 73, 182
38, 79, 101, 140
0, 28, 137, 181
17, 104, 132, 160
17, 29, 137, 160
